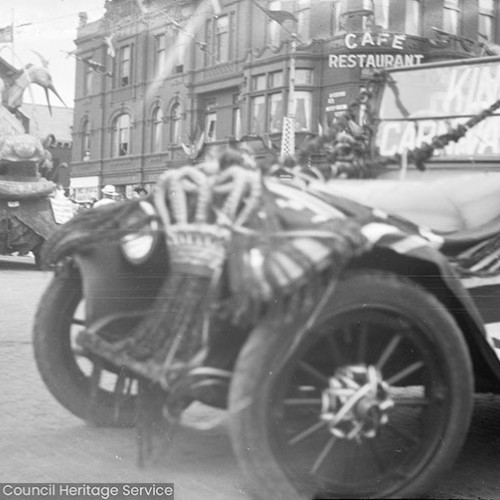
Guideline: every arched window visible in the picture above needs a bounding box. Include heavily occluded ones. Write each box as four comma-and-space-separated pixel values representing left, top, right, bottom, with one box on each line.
112, 113, 131, 157
170, 102, 182, 144
81, 118, 91, 160
151, 106, 164, 153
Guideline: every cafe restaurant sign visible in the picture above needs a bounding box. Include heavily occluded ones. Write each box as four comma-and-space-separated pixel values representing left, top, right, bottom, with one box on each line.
329, 32, 424, 69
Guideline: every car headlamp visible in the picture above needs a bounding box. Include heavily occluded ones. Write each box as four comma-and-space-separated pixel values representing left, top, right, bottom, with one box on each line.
120, 200, 160, 265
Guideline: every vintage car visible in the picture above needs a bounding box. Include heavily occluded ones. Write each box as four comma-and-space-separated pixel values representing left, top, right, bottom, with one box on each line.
33, 55, 500, 499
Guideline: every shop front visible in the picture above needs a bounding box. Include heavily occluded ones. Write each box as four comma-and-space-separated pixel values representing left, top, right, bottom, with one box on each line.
70, 176, 100, 203
102, 172, 142, 200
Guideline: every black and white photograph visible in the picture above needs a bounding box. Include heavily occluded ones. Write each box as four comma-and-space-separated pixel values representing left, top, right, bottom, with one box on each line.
2, 0, 500, 499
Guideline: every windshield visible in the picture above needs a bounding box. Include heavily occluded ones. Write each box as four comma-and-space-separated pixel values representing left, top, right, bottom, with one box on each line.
375, 58, 500, 160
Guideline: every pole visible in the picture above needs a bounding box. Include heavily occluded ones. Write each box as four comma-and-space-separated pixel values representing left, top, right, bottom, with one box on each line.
288, 35, 296, 120
11, 9, 15, 66
280, 34, 297, 159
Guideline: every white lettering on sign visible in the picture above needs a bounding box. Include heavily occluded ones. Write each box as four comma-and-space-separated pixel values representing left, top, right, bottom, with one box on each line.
392, 34, 406, 50
343, 32, 407, 50
329, 53, 424, 69
326, 90, 348, 115
376, 61, 500, 158
332, 32, 420, 70
444, 65, 500, 115
345, 33, 357, 49
377, 118, 500, 157
327, 91, 346, 104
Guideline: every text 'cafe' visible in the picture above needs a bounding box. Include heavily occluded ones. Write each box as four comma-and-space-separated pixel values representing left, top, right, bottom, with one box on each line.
329, 32, 425, 69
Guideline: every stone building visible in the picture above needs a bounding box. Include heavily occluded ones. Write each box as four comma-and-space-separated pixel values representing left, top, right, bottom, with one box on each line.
70, 0, 498, 200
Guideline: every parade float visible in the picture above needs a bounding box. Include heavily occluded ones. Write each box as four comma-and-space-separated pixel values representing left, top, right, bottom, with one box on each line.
0, 52, 73, 266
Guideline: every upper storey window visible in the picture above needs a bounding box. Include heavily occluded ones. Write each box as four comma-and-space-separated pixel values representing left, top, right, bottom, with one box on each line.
112, 113, 131, 157
151, 106, 163, 153
268, 1, 282, 46
83, 59, 93, 96
170, 102, 183, 145
405, 0, 422, 36
443, 0, 460, 35
297, 0, 311, 42
216, 15, 229, 63
479, 0, 495, 41
363, 0, 389, 30
334, 0, 389, 32
116, 45, 132, 87
154, 34, 166, 78
81, 118, 91, 160
205, 13, 235, 65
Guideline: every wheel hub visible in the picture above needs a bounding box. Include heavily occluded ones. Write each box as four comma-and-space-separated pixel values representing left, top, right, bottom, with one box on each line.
320, 364, 394, 440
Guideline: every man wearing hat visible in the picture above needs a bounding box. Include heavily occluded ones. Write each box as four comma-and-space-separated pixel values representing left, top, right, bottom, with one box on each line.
94, 184, 118, 208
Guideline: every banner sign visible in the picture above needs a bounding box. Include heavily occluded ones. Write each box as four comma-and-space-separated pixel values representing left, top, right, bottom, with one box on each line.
325, 90, 347, 115
375, 60, 500, 159
50, 195, 75, 224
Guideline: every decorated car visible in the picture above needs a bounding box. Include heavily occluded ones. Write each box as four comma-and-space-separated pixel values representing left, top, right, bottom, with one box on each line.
32, 55, 500, 499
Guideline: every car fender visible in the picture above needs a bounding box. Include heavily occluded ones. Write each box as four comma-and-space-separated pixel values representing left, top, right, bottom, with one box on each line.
359, 220, 500, 386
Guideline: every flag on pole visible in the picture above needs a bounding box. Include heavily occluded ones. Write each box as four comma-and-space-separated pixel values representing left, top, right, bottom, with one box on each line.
69, 52, 112, 77
104, 35, 116, 58
85, 59, 112, 77
181, 127, 205, 160
84, 59, 107, 73
252, 0, 298, 24
0, 25, 13, 43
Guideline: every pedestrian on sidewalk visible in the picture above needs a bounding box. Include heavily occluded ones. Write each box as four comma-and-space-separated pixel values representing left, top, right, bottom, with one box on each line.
94, 185, 118, 208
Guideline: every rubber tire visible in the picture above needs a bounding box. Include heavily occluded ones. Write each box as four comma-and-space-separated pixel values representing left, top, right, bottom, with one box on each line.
33, 271, 137, 427
229, 270, 474, 500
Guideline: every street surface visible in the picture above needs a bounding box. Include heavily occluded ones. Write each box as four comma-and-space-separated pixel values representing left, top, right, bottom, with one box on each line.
1, 255, 500, 499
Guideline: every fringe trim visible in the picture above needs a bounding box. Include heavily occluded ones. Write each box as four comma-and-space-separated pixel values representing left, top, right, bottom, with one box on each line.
41, 199, 146, 267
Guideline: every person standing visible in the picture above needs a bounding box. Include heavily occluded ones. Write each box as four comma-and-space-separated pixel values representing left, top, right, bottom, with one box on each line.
131, 185, 148, 199
93, 184, 118, 208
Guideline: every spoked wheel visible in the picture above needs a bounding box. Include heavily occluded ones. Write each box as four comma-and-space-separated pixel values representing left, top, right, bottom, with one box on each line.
229, 271, 474, 499
33, 270, 138, 427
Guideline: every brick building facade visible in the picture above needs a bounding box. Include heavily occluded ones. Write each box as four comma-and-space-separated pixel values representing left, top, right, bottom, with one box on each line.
70, 0, 499, 200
